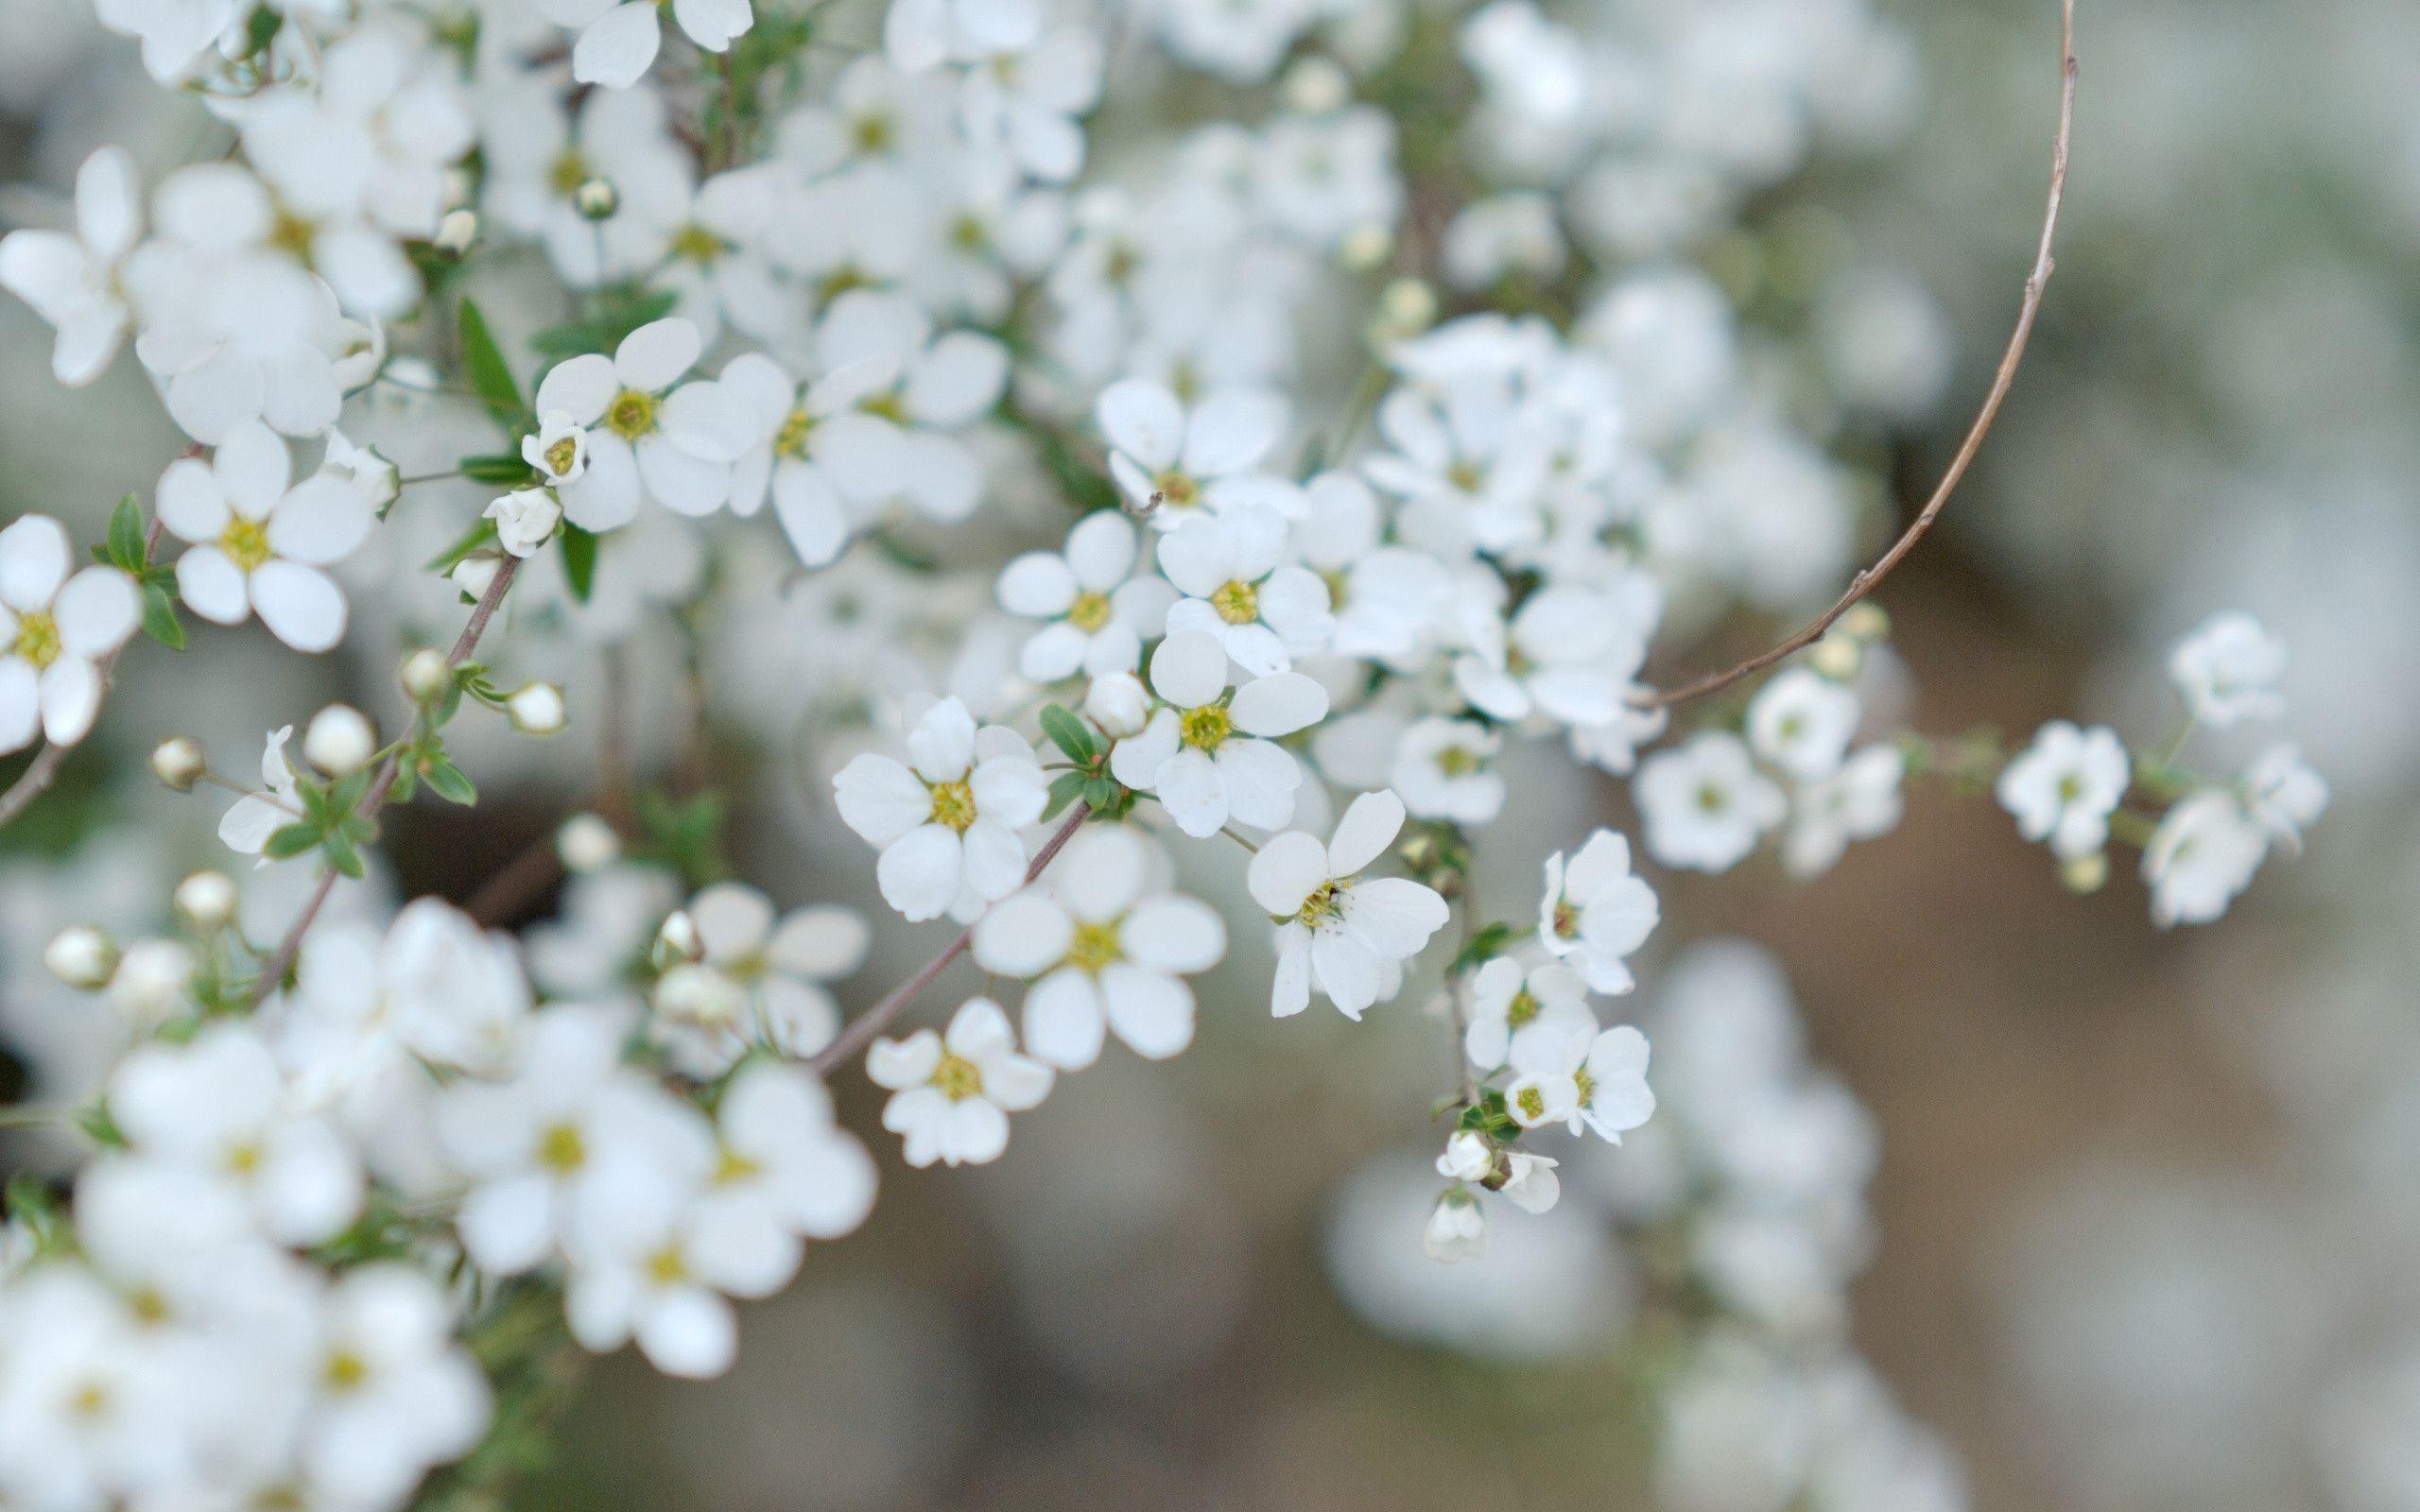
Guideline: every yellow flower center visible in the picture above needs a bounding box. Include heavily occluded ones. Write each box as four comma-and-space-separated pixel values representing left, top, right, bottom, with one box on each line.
268, 208, 317, 264
646, 1246, 688, 1286
1574, 1068, 1599, 1106
550, 149, 590, 198
851, 112, 894, 154
1065, 919, 1123, 973
1066, 591, 1113, 632
1178, 704, 1233, 751
1514, 1085, 1547, 1122
1505, 988, 1539, 1027
539, 1122, 586, 1175
927, 778, 977, 832
69, 1381, 111, 1418
1151, 471, 1200, 509
715, 1146, 762, 1185
322, 1349, 369, 1392
859, 390, 909, 425
670, 223, 727, 264
931, 1051, 983, 1101
220, 516, 272, 573
11, 610, 60, 670
1550, 900, 1579, 938
224, 1141, 263, 1176
949, 215, 988, 252
1695, 783, 1728, 815
1321, 568, 1349, 609
1210, 579, 1260, 626
605, 389, 658, 440
1434, 745, 1481, 777
1298, 879, 1346, 927
1446, 460, 1483, 493
775, 407, 816, 460
544, 436, 580, 475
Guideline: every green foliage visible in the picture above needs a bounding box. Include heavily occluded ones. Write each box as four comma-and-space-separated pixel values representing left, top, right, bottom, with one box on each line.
4, 1175, 66, 1255
633, 789, 730, 886
529, 285, 678, 361
1038, 703, 1098, 764
459, 453, 538, 486
560, 524, 598, 603
458, 299, 530, 434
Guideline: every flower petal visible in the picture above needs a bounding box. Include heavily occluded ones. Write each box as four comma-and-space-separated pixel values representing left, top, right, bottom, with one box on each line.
249, 560, 348, 652
1325, 789, 1407, 877
1247, 831, 1327, 917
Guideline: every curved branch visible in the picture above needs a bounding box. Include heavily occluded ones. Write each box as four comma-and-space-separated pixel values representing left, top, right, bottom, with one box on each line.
806, 802, 1091, 1078
1635, 0, 2079, 713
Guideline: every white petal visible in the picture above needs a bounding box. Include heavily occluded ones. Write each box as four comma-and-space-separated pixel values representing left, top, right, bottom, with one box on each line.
1182, 388, 1284, 476
876, 825, 962, 921
0, 660, 36, 753
571, 2, 664, 89
1056, 825, 1142, 921
535, 353, 616, 422
908, 696, 977, 782
155, 457, 227, 541
1341, 877, 1449, 958
635, 1288, 735, 1379
77, 147, 142, 261
1155, 748, 1226, 838
1270, 922, 1311, 1017
37, 659, 101, 746
833, 753, 932, 846
0, 515, 67, 611
972, 892, 1074, 977
689, 881, 773, 960
1100, 964, 1193, 1058
53, 568, 138, 657
1021, 968, 1104, 1070
1311, 930, 1381, 1019
1326, 789, 1407, 876
636, 435, 730, 516
176, 546, 251, 626
216, 420, 292, 515
250, 561, 347, 653
1149, 629, 1228, 709
1063, 511, 1136, 589
615, 317, 701, 391
1247, 831, 1328, 917
1229, 672, 1327, 737
958, 817, 1028, 902
1213, 739, 1299, 832
766, 905, 870, 981
771, 461, 848, 564
266, 475, 372, 565
940, 1098, 1011, 1164
997, 551, 1078, 618
1121, 896, 1224, 974
1097, 379, 1184, 470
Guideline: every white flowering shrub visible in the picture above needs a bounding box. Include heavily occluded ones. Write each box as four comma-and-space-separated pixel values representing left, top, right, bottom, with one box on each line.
0, 0, 2334, 1505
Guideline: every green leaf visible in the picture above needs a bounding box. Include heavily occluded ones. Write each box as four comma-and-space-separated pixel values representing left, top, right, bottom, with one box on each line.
422, 758, 477, 806
459, 453, 536, 485
263, 823, 322, 860
458, 300, 528, 433
5, 1175, 65, 1253
1038, 703, 1096, 764
140, 582, 185, 650
1041, 770, 1087, 821
107, 494, 145, 571
329, 767, 372, 816
560, 524, 598, 603
424, 517, 499, 575
322, 829, 367, 880
388, 764, 417, 804
1448, 921, 1515, 976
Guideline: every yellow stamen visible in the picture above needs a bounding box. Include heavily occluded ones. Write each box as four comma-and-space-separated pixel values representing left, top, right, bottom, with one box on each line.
11, 610, 60, 670
220, 517, 272, 573
927, 778, 977, 832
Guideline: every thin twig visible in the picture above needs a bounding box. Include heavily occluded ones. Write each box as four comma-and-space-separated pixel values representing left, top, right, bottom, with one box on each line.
806, 803, 1091, 1077
0, 520, 167, 831
1634, 0, 2078, 713
248, 557, 523, 1006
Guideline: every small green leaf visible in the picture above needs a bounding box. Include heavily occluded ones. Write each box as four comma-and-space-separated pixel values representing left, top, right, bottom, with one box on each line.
322, 829, 367, 880
263, 823, 322, 860
1042, 770, 1087, 821
330, 767, 372, 816
5, 1174, 65, 1253
1449, 921, 1515, 976
560, 524, 598, 603
459, 453, 537, 485
422, 758, 477, 806
141, 582, 185, 650
107, 494, 145, 570
1038, 703, 1095, 764
388, 764, 417, 804
424, 517, 499, 574
458, 299, 528, 433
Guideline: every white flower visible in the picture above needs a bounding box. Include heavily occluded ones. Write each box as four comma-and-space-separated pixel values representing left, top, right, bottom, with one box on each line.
960, 26, 1103, 182
157, 421, 372, 653
1392, 717, 1506, 825
1437, 1128, 1495, 1183
2142, 790, 2269, 928
2168, 610, 2287, 728
2241, 743, 2327, 850
867, 996, 1055, 1167
884, 0, 1039, 71
1785, 745, 1906, 878
1504, 1017, 1656, 1143
0, 514, 137, 754
832, 696, 1048, 921
1634, 732, 1786, 873
0, 147, 141, 385
523, 411, 591, 486
1745, 668, 1860, 782
1499, 1150, 1561, 1213
648, 884, 866, 1074
484, 490, 562, 558
700, 1061, 878, 1252
554, 0, 753, 89
109, 1022, 364, 1245
1462, 955, 1588, 1070
299, 1265, 492, 1507
1454, 584, 1649, 730
970, 825, 1226, 1068
1097, 376, 1290, 527
1537, 829, 1659, 993
1996, 721, 2129, 860
1157, 507, 1333, 675
1425, 1189, 1485, 1262
1247, 789, 1451, 1020
217, 725, 303, 862
1106, 630, 1327, 838
532, 318, 738, 530
996, 510, 1175, 682
716, 351, 908, 567
562, 1146, 781, 1381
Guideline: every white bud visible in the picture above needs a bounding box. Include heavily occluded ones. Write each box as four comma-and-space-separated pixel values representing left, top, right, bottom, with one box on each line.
401, 648, 451, 704
2062, 850, 2109, 894
150, 736, 207, 793
1808, 634, 1862, 682
574, 177, 618, 220
483, 490, 562, 558
1838, 602, 1891, 642
1339, 224, 1392, 273
505, 682, 566, 737
556, 813, 620, 873
302, 704, 376, 777
43, 926, 117, 990
1499, 1151, 1562, 1214
653, 962, 743, 1027
450, 556, 500, 600
1424, 1190, 1485, 1263
1083, 672, 1150, 738
1374, 277, 1435, 338
1435, 1129, 1494, 1183
173, 869, 238, 932
1281, 57, 1351, 115
433, 208, 478, 255
108, 939, 195, 1024
656, 909, 702, 962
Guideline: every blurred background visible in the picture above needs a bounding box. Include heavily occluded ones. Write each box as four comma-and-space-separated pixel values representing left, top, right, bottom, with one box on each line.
8, 1, 2420, 1509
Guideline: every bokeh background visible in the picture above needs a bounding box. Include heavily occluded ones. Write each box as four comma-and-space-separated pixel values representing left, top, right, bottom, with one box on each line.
7, 1, 2420, 1509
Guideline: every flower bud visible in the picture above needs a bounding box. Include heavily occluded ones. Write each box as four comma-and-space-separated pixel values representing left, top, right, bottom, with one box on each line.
433, 208, 478, 255
557, 813, 620, 873
1499, 1151, 1562, 1214
43, 926, 117, 990
483, 490, 562, 558
400, 648, 451, 704
574, 177, 618, 220
108, 939, 195, 1023
2061, 850, 2109, 894
505, 682, 566, 736
1338, 224, 1392, 273
654, 962, 744, 1027
1371, 276, 1434, 340
1424, 1190, 1485, 1263
302, 704, 376, 777
150, 736, 207, 793
1083, 672, 1149, 738
450, 556, 500, 600
656, 909, 701, 963
1435, 1129, 1494, 1183
1808, 633, 1862, 682
1839, 602, 1891, 643
173, 869, 238, 932
1281, 57, 1350, 115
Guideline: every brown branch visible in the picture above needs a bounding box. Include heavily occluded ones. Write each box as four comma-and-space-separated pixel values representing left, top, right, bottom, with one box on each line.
1634, 0, 2078, 713
805, 802, 1091, 1078
248, 557, 523, 1007
0, 519, 168, 831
